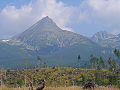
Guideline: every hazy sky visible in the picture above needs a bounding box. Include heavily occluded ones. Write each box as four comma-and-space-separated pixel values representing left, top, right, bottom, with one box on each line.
0, 0, 120, 39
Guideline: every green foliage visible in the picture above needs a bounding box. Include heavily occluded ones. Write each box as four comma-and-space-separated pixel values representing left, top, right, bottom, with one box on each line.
114, 49, 120, 58
37, 56, 41, 68
90, 55, 99, 69
16, 79, 24, 87
43, 61, 47, 68
108, 57, 117, 71
0, 67, 120, 88
99, 57, 105, 69
117, 81, 120, 88
77, 55, 81, 67
108, 74, 120, 86
90, 55, 106, 70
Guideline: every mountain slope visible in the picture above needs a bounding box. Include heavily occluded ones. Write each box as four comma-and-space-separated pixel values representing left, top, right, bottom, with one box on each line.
0, 42, 31, 69
10, 16, 98, 51
6, 16, 113, 67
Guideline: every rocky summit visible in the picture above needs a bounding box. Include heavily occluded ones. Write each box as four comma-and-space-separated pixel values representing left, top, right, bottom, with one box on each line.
10, 16, 98, 51
1, 16, 114, 68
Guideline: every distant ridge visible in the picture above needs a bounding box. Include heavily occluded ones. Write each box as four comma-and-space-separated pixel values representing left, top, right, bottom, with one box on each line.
91, 31, 120, 48
91, 31, 115, 42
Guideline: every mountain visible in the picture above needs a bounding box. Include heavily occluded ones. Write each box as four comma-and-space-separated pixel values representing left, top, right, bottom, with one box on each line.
10, 16, 97, 51
101, 34, 120, 48
91, 30, 115, 43
5, 16, 113, 67
0, 42, 31, 69
91, 31, 120, 48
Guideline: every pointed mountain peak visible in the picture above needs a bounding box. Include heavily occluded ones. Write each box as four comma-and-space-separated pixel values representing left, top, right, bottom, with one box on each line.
43, 16, 50, 19
41, 16, 52, 21
37, 16, 55, 25
18, 16, 61, 34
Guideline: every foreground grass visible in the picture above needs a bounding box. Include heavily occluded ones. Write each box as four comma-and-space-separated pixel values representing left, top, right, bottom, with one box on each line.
1, 67, 120, 89
0, 86, 119, 90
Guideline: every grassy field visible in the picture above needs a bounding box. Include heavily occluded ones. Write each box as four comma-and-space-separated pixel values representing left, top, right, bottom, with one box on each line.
0, 68, 120, 89
0, 86, 119, 90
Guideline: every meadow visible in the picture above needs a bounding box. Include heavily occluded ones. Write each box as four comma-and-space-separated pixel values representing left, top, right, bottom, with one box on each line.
0, 67, 120, 90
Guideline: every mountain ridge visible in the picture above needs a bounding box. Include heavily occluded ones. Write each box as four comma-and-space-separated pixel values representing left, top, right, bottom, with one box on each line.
91, 30, 115, 42
91, 31, 120, 48
0, 16, 115, 68
9, 16, 99, 51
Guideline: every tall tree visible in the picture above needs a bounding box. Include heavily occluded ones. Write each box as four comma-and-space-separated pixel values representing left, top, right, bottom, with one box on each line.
37, 56, 41, 68
99, 56, 105, 69
90, 55, 99, 69
114, 49, 120, 58
43, 61, 47, 68
114, 49, 120, 67
23, 54, 29, 69
108, 57, 116, 71
77, 55, 81, 67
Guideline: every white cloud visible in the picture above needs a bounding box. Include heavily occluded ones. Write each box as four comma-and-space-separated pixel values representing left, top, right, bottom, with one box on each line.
111, 29, 120, 35
0, 0, 75, 38
79, 0, 120, 33
1, 0, 120, 38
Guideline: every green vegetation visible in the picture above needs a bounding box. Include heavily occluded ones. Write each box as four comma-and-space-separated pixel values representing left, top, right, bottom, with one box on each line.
0, 49, 120, 89
0, 68, 120, 88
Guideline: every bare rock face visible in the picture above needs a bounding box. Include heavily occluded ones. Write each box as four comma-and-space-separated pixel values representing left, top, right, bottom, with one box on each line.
5, 16, 107, 67
91, 31, 120, 48
10, 16, 96, 51
91, 31, 115, 42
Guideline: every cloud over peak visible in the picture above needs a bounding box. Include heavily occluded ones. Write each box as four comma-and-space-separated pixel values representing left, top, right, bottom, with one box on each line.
0, 0, 75, 38
1, 0, 120, 38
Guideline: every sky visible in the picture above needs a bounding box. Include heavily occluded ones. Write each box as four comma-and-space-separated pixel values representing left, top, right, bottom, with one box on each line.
0, 0, 120, 39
